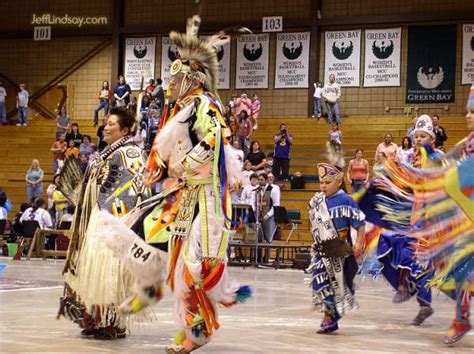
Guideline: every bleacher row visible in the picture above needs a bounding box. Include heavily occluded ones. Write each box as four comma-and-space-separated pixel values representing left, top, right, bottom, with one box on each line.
0, 114, 471, 260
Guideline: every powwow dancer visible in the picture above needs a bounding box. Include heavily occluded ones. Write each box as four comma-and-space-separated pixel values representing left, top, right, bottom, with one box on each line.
98, 15, 252, 353
308, 146, 365, 334
57, 108, 150, 339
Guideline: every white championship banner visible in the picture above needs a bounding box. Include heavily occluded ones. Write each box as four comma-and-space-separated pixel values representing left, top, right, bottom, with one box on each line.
275, 32, 310, 88
161, 36, 179, 89
200, 36, 231, 89
462, 24, 474, 85
236, 33, 269, 89
324, 30, 361, 87
363, 28, 401, 87
124, 37, 156, 90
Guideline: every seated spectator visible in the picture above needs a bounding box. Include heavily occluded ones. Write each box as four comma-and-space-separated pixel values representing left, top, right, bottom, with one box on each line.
94, 81, 111, 127
59, 205, 75, 227
0, 189, 13, 228
50, 134, 67, 174
88, 145, 99, 163
97, 116, 108, 152
10, 203, 29, 239
264, 151, 274, 174
246, 141, 267, 173
432, 114, 448, 148
79, 135, 94, 157
329, 123, 342, 146
398, 136, 414, 162
346, 149, 369, 193
20, 197, 52, 230
151, 78, 164, 111
65, 139, 79, 159
56, 106, 71, 138
237, 111, 252, 155
148, 109, 161, 148
241, 161, 253, 189
127, 96, 137, 113
25, 159, 44, 204
65, 123, 83, 148
133, 121, 147, 149
79, 153, 89, 174
406, 116, 417, 146
375, 132, 398, 163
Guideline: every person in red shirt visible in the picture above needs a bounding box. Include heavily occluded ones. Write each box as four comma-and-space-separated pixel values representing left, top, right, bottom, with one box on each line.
50, 134, 67, 173
93, 81, 112, 126
145, 78, 155, 95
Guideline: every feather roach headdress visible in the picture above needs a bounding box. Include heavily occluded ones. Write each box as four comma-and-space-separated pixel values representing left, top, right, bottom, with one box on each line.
169, 15, 251, 100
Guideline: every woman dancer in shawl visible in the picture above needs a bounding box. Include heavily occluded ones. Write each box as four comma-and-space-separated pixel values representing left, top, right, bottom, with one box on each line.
308, 159, 365, 334
58, 108, 149, 340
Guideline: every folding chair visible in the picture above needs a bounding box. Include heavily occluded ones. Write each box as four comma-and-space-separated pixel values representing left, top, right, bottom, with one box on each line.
273, 206, 302, 244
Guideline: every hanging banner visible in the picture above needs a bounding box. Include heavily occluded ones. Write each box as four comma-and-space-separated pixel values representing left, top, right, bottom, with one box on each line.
124, 37, 156, 90
161, 36, 179, 89
199, 36, 231, 89
462, 24, 474, 85
236, 33, 269, 89
324, 29, 361, 87
363, 28, 401, 87
406, 25, 456, 103
275, 32, 310, 88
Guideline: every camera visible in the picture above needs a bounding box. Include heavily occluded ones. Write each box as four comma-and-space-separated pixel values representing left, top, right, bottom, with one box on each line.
281, 129, 287, 135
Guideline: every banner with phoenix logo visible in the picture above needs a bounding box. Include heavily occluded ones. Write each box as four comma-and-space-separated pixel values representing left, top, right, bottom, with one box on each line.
161, 36, 179, 89
363, 28, 401, 87
324, 30, 361, 87
462, 24, 474, 85
236, 33, 269, 89
124, 37, 156, 90
275, 32, 310, 88
406, 25, 456, 103
200, 35, 231, 89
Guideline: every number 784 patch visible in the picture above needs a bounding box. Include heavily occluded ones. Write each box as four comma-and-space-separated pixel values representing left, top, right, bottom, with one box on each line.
128, 238, 155, 264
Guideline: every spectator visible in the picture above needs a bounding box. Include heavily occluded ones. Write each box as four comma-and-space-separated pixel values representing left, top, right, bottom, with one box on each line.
224, 106, 238, 137
256, 173, 279, 243
237, 111, 252, 155
53, 185, 68, 226
241, 161, 253, 189
0, 81, 7, 125
88, 145, 99, 163
133, 121, 147, 149
59, 205, 75, 226
312, 81, 323, 118
375, 132, 398, 163
372, 151, 385, 178
329, 123, 342, 146
246, 141, 267, 174
346, 149, 369, 193
228, 93, 237, 115
79, 135, 94, 157
20, 197, 52, 230
240, 173, 259, 208
235, 92, 252, 117
46, 176, 58, 222
97, 116, 108, 152
16, 83, 29, 126
65, 139, 79, 159
113, 75, 132, 108
25, 159, 44, 204
267, 173, 281, 206
264, 151, 274, 174
94, 80, 111, 127
145, 78, 155, 95
251, 93, 261, 130
127, 96, 137, 113
79, 153, 89, 174
10, 203, 29, 239
66, 123, 83, 147
0, 189, 13, 230
432, 114, 448, 149
398, 136, 414, 162
406, 116, 417, 146
148, 109, 161, 148
322, 74, 341, 124
151, 78, 164, 111
56, 106, 71, 138
272, 123, 293, 181
50, 133, 67, 173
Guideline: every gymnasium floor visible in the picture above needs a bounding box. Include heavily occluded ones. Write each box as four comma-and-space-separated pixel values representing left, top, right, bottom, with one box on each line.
0, 258, 472, 353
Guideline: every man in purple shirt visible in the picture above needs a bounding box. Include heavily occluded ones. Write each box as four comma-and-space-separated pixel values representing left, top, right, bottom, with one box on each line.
272, 123, 293, 180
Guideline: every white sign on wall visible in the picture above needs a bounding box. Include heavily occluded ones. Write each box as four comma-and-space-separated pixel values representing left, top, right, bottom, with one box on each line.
124, 37, 156, 90
262, 16, 283, 32
324, 29, 361, 87
161, 36, 179, 89
275, 32, 310, 88
236, 33, 270, 89
200, 36, 231, 89
462, 24, 474, 85
363, 28, 402, 87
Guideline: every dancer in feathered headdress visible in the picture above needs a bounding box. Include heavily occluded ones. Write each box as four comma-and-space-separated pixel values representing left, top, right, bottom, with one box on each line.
96, 14, 252, 353
306, 141, 366, 334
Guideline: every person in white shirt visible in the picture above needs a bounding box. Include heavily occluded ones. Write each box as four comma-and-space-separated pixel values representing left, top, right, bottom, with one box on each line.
256, 173, 280, 243
16, 83, 29, 126
312, 81, 323, 118
322, 74, 341, 124
240, 173, 259, 210
0, 81, 7, 125
266, 173, 281, 206
19, 197, 53, 230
